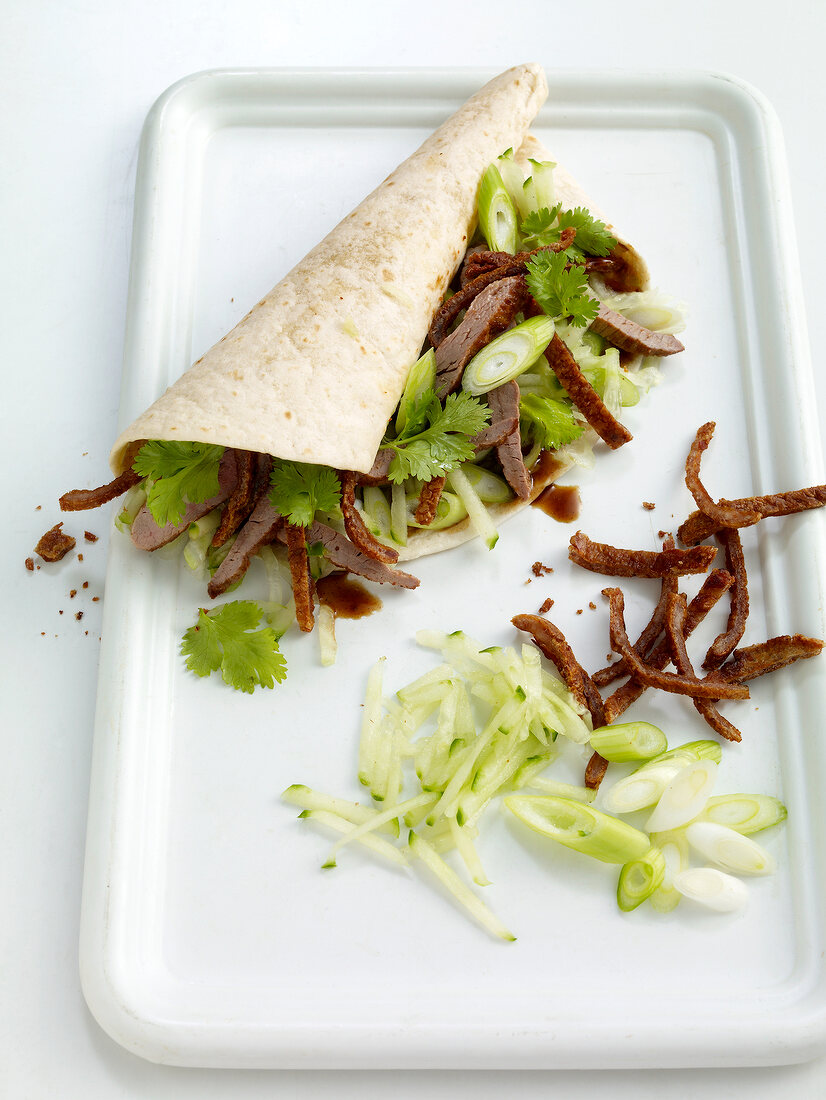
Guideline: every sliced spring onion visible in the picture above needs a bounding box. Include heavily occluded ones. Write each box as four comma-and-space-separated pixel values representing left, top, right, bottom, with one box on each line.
298, 810, 407, 869
505, 796, 651, 864
459, 463, 514, 504
522, 777, 596, 803
684, 822, 776, 876
389, 481, 408, 546
645, 760, 718, 834
589, 721, 667, 763
408, 831, 515, 941
649, 833, 689, 914
395, 348, 437, 433
673, 867, 749, 913
406, 488, 468, 531
361, 486, 393, 543
282, 784, 400, 837
358, 657, 385, 789
461, 316, 555, 396
617, 846, 666, 912
698, 793, 788, 835
495, 148, 526, 210
317, 603, 337, 667
445, 466, 499, 549
477, 163, 519, 254
647, 740, 723, 767
526, 157, 556, 212
600, 761, 686, 815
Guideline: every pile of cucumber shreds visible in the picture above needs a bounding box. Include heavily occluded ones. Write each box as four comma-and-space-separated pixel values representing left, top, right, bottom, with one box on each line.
284, 630, 786, 940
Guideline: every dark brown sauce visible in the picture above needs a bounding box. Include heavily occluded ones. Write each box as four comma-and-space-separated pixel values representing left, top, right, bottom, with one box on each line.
316, 572, 382, 619
529, 449, 565, 495
532, 484, 581, 523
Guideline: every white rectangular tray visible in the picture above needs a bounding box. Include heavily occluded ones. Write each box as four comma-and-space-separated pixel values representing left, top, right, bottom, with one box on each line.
79, 68, 826, 1069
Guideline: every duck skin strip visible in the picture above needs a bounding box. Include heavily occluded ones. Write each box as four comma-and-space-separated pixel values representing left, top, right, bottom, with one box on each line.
703, 528, 749, 670
512, 613, 606, 728
569, 530, 716, 578
212, 449, 257, 547
664, 591, 742, 742
601, 586, 749, 701
284, 522, 315, 633
544, 334, 632, 450
414, 476, 446, 525
678, 485, 826, 546
684, 422, 761, 531
710, 634, 824, 683
339, 471, 399, 564
603, 569, 734, 722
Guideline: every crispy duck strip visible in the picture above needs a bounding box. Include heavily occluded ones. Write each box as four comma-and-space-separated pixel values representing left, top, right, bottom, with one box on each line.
512, 614, 606, 728
664, 591, 742, 742
591, 536, 679, 687
710, 634, 824, 683
703, 528, 749, 670
339, 471, 399, 565
414, 476, 446, 526
584, 751, 610, 791
59, 468, 142, 512
685, 422, 761, 531
569, 530, 716, 578
212, 449, 256, 547
488, 381, 531, 500
603, 569, 734, 722
207, 497, 283, 599
601, 586, 749, 701
428, 231, 576, 348
677, 485, 826, 546
284, 523, 315, 633
60, 440, 145, 512
544, 333, 632, 450
589, 304, 684, 357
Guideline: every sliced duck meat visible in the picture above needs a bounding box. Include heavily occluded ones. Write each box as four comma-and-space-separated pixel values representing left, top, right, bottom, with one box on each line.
461, 247, 514, 287
471, 412, 519, 452
358, 448, 394, 486
339, 471, 399, 564
544, 333, 632, 450
678, 484, 826, 546
569, 530, 717, 578
684, 422, 761, 532
284, 522, 315, 633
130, 449, 238, 551
590, 304, 684, 357
487, 381, 531, 500
212, 450, 257, 547
435, 276, 528, 397
429, 231, 576, 348
60, 440, 145, 512
414, 476, 446, 525
299, 522, 419, 589
207, 496, 283, 598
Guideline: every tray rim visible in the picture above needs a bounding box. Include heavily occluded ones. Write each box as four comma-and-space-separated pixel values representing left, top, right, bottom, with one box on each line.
80, 65, 826, 1070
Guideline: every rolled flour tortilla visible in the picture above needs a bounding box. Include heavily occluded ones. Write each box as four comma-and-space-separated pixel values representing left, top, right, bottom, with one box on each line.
110, 63, 549, 476
398, 133, 649, 561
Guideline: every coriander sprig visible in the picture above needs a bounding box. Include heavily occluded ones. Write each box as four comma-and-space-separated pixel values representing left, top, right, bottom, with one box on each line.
525, 251, 600, 329
181, 600, 287, 693
382, 388, 490, 484
132, 440, 225, 527
268, 460, 341, 527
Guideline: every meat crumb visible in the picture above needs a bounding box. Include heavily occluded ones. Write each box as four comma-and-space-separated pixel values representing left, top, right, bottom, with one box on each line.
82, 581, 89, 589
84, 531, 98, 543
78, 553, 84, 562
658, 529, 668, 539
69, 589, 77, 598
643, 501, 656, 510
25, 558, 34, 571
589, 601, 596, 610
36, 505, 42, 510
35, 523, 76, 562
59, 610, 64, 615
538, 597, 554, 615
75, 611, 84, 621
92, 596, 99, 602
576, 609, 583, 615
531, 561, 554, 577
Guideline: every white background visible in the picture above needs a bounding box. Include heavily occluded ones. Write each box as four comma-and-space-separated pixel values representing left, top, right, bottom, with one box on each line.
3, 1, 825, 1096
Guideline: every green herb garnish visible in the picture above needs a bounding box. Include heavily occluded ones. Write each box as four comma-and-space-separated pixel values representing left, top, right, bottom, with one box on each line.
525, 251, 600, 329
383, 388, 490, 484
268, 460, 341, 527
132, 440, 224, 527
519, 394, 584, 450
181, 600, 287, 693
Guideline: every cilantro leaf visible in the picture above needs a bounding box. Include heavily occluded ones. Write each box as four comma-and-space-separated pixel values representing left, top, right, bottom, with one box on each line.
132, 440, 225, 527
180, 600, 287, 693
520, 204, 562, 248
525, 252, 600, 329
268, 460, 341, 527
556, 207, 617, 258
520, 394, 584, 450
382, 389, 490, 484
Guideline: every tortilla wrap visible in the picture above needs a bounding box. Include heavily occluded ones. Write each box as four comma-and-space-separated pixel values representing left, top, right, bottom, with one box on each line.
397, 133, 649, 562
110, 63, 549, 476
